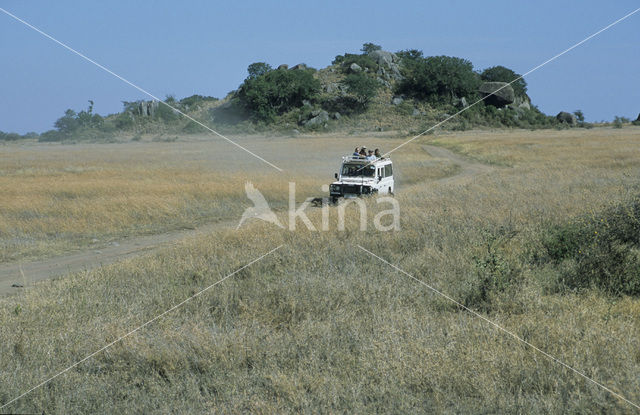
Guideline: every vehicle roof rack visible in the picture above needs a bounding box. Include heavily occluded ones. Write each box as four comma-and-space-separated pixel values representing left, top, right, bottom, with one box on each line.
342, 155, 390, 162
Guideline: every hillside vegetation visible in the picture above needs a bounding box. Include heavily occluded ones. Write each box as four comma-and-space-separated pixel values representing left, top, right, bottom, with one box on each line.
4, 43, 624, 143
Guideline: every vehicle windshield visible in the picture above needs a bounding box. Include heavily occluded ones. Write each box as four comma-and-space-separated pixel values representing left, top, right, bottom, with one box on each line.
341, 163, 375, 177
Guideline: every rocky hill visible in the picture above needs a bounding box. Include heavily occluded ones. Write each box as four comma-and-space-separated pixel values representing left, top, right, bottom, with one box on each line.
5, 43, 605, 142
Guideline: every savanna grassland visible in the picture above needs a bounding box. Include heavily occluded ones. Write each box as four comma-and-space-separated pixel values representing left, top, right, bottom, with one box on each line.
1, 127, 640, 414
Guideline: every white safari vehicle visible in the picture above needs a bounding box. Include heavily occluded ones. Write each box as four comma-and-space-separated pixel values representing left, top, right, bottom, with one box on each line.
329, 155, 394, 203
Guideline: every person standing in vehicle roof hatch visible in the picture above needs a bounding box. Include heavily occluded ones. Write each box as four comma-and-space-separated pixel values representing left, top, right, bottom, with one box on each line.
353, 147, 360, 156
374, 148, 382, 159
359, 147, 367, 157
366, 150, 376, 161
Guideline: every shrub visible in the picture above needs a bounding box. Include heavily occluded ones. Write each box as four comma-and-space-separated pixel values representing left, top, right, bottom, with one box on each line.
183, 120, 207, 133
320, 73, 380, 116
115, 112, 135, 130
39, 130, 65, 142
341, 73, 380, 106
540, 196, 640, 296
480, 65, 527, 97
320, 96, 362, 116
464, 227, 520, 311
178, 95, 218, 110
52, 101, 105, 138
155, 98, 180, 122
613, 116, 630, 128
332, 53, 378, 73
236, 67, 321, 122
397, 55, 480, 104
0, 131, 23, 141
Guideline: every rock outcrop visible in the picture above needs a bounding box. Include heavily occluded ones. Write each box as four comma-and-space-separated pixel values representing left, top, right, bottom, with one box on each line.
128, 100, 159, 117
556, 111, 577, 125
349, 63, 363, 73
368, 50, 402, 81
511, 95, 531, 110
303, 109, 329, 127
478, 82, 514, 107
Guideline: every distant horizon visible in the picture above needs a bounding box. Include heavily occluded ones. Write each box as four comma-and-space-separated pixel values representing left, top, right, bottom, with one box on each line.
1, 1, 639, 134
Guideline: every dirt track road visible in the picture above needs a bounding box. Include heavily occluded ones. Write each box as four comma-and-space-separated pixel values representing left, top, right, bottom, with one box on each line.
0, 144, 492, 296
423, 145, 494, 185
0, 221, 234, 296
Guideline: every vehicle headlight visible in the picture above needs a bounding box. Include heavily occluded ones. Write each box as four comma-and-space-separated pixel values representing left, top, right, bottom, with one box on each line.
330, 184, 340, 193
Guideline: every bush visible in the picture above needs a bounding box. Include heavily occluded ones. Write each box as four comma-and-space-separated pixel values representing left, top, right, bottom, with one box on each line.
115, 112, 135, 130
397, 55, 480, 104
539, 196, 640, 296
341, 73, 380, 107
52, 101, 105, 138
39, 130, 65, 142
332, 53, 378, 73
613, 116, 630, 128
178, 95, 218, 110
236, 66, 321, 122
155, 98, 180, 122
320, 96, 362, 116
480, 65, 527, 97
182, 120, 207, 133
0, 131, 23, 141
464, 227, 520, 311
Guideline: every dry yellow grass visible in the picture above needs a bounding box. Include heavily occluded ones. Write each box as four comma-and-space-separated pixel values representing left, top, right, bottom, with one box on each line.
0, 136, 450, 262
1, 127, 640, 413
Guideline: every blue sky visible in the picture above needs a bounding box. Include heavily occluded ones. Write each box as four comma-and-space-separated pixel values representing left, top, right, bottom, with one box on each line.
1, 1, 639, 133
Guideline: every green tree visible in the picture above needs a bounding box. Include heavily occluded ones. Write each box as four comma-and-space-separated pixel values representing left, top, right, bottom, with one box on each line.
75, 100, 103, 129
246, 62, 273, 79
361, 42, 382, 54
480, 65, 527, 97
397, 55, 480, 104
341, 73, 380, 108
237, 67, 321, 122
54, 109, 79, 134
396, 49, 423, 63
